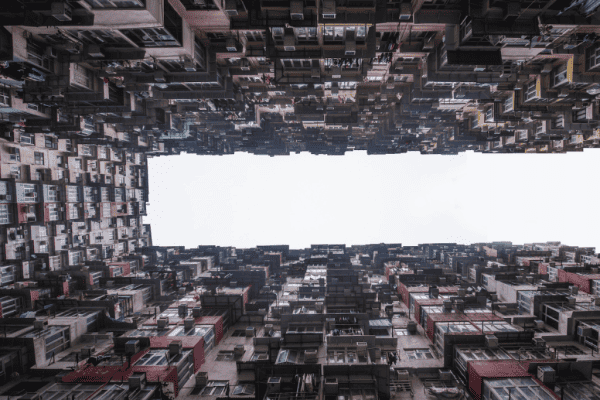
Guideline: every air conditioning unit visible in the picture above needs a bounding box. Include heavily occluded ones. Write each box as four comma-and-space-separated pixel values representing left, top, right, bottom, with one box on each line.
184, 317, 195, 330
87, 45, 104, 58
453, 299, 465, 312
195, 372, 208, 387
485, 335, 499, 349
322, 0, 336, 19
129, 373, 147, 390
224, 0, 238, 16
245, 326, 255, 337
169, 340, 182, 356
43, 47, 58, 60
193, 307, 202, 318
290, 0, 304, 20
578, 325, 592, 337
541, 63, 553, 74
534, 320, 544, 329
304, 349, 318, 362
345, 39, 356, 56
157, 317, 169, 329
184, 60, 196, 72
567, 296, 576, 305
571, 286, 579, 295
284, 34, 296, 51
537, 366, 555, 384
439, 370, 453, 381
81, 345, 95, 358
125, 339, 140, 355
532, 337, 546, 348
234, 344, 245, 356
407, 321, 417, 333
0, 195, 10, 201
399, 2, 412, 20
497, 305, 508, 313
226, 38, 237, 52
356, 342, 368, 357
51, 2, 72, 21
240, 59, 251, 71
267, 377, 281, 393
324, 378, 338, 394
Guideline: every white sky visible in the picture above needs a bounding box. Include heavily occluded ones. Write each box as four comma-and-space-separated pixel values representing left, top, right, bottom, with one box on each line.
146, 149, 600, 251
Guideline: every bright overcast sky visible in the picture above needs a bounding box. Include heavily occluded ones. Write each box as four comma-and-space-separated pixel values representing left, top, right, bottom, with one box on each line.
146, 150, 600, 251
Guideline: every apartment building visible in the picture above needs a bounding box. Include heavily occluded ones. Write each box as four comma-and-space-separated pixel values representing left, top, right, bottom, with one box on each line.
2, 1, 600, 156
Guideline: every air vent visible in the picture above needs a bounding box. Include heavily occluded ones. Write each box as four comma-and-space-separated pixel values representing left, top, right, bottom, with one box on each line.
290, 0, 304, 20
51, 2, 72, 21
322, 0, 336, 19
284, 34, 296, 51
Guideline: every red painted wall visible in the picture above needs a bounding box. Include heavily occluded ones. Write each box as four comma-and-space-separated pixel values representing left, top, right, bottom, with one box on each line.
468, 361, 530, 400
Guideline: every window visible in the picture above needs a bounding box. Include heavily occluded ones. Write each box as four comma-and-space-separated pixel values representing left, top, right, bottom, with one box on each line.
276, 349, 300, 364
294, 27, 317, 42
200, 381, 228, 396
404, 348, 434, 360
244, 31, 264, 42
323, 26, 367, 43
135, 349, 169, 366
34, 152, 44, 165
20, 134, 34, 145
0, 204, 12, 224
232, 384, 255, 396
483, 378, 554, 400
394, 328, 411, 336
553, 64, 569, 87
504, 95, 514, 112
8, 148, 20, 162
282, 59, 318, 69
588, 44, 600, 70
573, 108, 587, 122
82, 0, 145, 8
525, 79, 539, 101
230, 329, 246, 337
216, 351, 235, 361
69, 205, 80, 220
45, 136, 56, 149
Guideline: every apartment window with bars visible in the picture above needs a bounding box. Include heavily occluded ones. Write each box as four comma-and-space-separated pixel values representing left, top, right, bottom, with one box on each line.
69, 251, 82, 265
535, 123, 545, 136
588, 44, 600, 70
504, 95, 513, 112
294, 27, 317, 43
244, 31, 264, 42
485, 108, 494, 122
518, 130, 528, 141
8, 147, 20, 162
554, 114, 565, 129
179, 0, 218, 10
0, 204, 12, 224
271, 27, 284, 43
525, 80, 538, 101
48, 205, 59, 221
82, 0, 144, 8
323, 26, 366, 43
34, 152, 44, 165
404, 348, 435, 360
573, 108, 587, 122
45, 136, 57, 149
69, 206, 79, 220
282, 59, 318, 69
553, 64, 569, 87
20, 134, 34, 145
